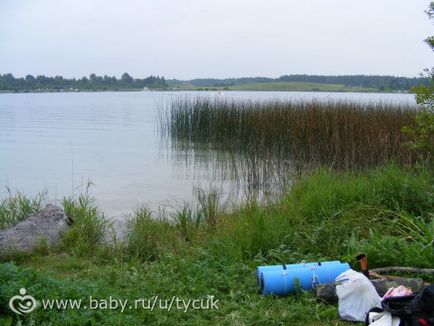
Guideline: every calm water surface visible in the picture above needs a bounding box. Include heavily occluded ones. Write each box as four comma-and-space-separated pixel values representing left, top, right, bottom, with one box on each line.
0, 91, 415, 218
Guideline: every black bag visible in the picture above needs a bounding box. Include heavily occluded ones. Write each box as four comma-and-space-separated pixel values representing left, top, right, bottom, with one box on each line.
409, 284, 434, 314
381, 284, 434, 326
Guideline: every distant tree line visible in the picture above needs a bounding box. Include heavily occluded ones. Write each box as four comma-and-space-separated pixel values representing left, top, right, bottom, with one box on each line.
0, 73, 167, 91
173, 75, 430, 91
1, 73, 429, 92
278, 75, 428, 91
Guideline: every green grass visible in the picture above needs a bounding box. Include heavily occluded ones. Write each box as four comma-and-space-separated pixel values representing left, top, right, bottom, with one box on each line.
0, 165, 433, 325
0, 253, 341, 326
125, 206, 181, 262
0, 188, 47, 230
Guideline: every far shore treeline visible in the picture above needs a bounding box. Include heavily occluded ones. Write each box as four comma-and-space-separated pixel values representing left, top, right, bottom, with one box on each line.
169, 74, 430, 92
0, 73, 168, 92
0, 72, 430, 92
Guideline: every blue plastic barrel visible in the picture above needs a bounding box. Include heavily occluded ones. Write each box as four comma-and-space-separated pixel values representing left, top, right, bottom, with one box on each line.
261, 262, 350, 296
256, 261, 341, 286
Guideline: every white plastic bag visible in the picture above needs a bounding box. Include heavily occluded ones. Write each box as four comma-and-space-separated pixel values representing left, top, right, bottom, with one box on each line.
335, 269, 382, 322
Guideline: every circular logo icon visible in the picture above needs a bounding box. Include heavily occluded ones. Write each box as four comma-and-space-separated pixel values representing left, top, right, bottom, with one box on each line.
9, 288, 37, 315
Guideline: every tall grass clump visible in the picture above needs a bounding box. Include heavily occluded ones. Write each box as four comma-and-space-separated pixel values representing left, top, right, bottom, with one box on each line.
61, 195, 111, 255
279, 165, 433, 257
195, 188, 221, 228
126, 206, 179, 262
285, 164, 433, 222
126, 188, 224, 261
171, 204, 202, 242
164, 97, 417, 173
0, 188, 46, 229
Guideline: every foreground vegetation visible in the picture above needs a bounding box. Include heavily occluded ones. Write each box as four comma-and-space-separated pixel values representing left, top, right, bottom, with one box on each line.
0, 165, 433, 325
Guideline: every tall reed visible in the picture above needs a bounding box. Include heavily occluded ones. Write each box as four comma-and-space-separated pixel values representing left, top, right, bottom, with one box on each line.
164, 97, 416, 177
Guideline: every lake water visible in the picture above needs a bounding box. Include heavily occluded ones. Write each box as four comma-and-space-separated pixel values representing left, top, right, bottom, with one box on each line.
0, 91, 415, 218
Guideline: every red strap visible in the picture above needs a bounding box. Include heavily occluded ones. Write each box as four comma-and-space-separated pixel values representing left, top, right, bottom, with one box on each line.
417, 318, 429, 326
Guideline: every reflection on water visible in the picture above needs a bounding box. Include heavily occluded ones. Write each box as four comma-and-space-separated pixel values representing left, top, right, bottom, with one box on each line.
0, 91, 415, 217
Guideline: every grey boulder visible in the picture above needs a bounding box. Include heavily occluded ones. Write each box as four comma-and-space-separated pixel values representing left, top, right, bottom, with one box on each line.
0, 204, 69, 256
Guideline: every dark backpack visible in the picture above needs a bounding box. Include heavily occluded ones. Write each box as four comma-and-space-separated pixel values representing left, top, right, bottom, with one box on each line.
366, 284, 434, 326
380, 284, 434, 326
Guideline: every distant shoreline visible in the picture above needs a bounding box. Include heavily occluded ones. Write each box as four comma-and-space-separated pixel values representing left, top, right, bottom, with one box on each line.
0, 88, 413, 95
1, 73, 425, 94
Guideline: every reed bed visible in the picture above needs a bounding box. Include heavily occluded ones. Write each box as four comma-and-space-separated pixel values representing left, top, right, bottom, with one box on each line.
164, 97, 417, 172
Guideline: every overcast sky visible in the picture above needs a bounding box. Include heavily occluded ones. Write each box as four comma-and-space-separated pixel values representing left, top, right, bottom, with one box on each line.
0, 0, 432, 79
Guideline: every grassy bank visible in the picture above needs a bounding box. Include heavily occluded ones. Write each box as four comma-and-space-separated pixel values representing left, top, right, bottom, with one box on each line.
1, 165, 433, 325
228, 81, 378, 92
168, 81, 395, 93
